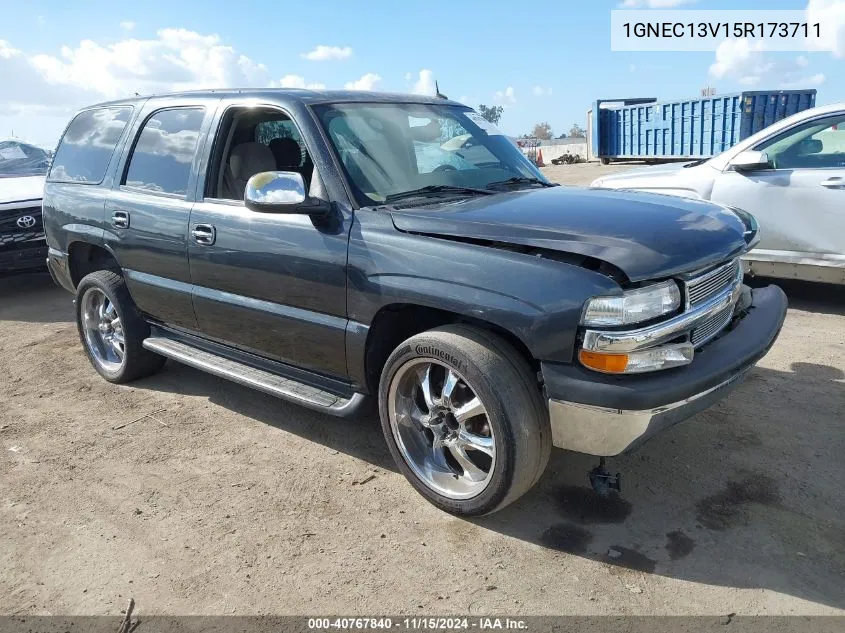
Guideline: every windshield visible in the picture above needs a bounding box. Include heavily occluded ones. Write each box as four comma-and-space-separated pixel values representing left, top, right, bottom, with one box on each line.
0, 140, 51, 178
314, 102, 548, 206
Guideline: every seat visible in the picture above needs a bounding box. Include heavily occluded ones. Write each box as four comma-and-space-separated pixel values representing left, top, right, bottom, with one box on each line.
269, 137, 303, 170
223, 142, 277, 200
269, 137, 314, 190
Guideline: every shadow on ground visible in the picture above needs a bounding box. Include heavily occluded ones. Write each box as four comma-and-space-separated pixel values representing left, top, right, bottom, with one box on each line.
0, 271, 71, 324
748, 276, 845, 316
6, 270, 844, 608
480, 357, 845, 609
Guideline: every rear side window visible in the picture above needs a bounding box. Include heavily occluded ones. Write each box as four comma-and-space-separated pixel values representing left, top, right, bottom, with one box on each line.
48, 107, 132, 184
123, 108, 205, 196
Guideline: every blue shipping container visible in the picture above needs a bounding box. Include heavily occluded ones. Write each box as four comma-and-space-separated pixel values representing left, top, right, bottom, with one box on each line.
591, 90, 816, 162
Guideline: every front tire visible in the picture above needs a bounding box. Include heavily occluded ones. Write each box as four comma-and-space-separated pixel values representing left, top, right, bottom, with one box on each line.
75, 270, 165, 383
378, 325, 551, 516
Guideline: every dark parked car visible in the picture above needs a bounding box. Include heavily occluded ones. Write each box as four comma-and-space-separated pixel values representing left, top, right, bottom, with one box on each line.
0, 140, 51, 274
43, 90, 787, 515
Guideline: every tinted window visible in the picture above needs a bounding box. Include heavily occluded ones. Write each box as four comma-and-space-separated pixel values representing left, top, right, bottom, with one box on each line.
48, 107, 132, 183
124, 108, 205, 196
757, 114, 845, 169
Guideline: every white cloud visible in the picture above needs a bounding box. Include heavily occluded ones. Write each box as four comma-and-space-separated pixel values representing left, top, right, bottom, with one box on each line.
300, 45, 352, 61
806, 0, 845, 56
0, 29, 272, 144
0, 40, 20, 60
119, 21, 135, 31
274, 74, 326, 90
620, 0, 694, 7
412, 69, 436, 95
344, 72, 381, 91
493, 86, 516, 104
24, 28, 267, 101
706, 1, 843, 91
532, 85, 552, 97
780, 72, 826, 88
709, 38, 826, 89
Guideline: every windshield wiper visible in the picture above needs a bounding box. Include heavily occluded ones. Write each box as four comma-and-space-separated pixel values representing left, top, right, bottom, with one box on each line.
486, 176, 556, 190
384, 184, 495, 203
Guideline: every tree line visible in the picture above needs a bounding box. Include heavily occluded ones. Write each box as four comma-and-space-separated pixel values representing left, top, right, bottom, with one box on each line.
477, 104, 585, 140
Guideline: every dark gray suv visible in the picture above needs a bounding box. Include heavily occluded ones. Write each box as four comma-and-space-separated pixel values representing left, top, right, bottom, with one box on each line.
43, 89, 787, 515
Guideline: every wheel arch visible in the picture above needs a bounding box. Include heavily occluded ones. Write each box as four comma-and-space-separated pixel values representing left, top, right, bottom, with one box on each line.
360, 302, 539, 396
68, 241, 122, 288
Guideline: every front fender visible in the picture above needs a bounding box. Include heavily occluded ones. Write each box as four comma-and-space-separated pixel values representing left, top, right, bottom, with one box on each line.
347, 210, 621, 367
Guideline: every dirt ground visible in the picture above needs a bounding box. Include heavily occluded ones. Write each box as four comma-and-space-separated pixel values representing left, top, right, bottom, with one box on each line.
1, 162, 844, 617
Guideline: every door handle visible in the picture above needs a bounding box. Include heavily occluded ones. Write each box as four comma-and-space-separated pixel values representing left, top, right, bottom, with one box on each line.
191, 224, 216, 245
112, 210, 130, 229
820, 177, 845, 188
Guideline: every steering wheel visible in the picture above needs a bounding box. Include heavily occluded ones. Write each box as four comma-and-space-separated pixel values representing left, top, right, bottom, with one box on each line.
433, 165, 457, 172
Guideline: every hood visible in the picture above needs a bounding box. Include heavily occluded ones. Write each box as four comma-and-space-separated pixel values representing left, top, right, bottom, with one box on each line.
389, 186, 749, 282
590, 162, 698, 188
0, 175, 45, 206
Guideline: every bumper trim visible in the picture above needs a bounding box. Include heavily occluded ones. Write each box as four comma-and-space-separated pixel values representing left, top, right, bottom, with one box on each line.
46, 247, 75, 292
549, 367, 751, 456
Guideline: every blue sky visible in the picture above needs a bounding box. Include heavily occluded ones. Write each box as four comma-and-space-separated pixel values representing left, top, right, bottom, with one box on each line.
0, 0, 842, 146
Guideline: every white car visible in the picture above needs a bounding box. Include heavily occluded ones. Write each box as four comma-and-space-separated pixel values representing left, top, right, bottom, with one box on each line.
0, 140, 49, 274
591, 103, 845, 285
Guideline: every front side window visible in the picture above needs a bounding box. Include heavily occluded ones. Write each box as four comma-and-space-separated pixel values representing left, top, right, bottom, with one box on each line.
314, 103, 545, 205
756, 114, 845, 170
48, 107, 132, 183
123, 108, 205, 196
204, 108, 313, 201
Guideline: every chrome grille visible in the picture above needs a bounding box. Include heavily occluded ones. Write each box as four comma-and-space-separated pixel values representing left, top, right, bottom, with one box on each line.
686, 259, 740, 307
691, 304, 733, 347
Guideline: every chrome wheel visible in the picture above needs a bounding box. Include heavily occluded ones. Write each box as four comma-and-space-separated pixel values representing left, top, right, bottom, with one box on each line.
80, 287, 125, 372
388, 359, 495, 499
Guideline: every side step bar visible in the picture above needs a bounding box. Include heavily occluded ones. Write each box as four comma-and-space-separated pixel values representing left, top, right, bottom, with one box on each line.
142, 336, 367, 417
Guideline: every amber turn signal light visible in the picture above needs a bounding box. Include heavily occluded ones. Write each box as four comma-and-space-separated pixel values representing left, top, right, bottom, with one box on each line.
578, 349, 629, 373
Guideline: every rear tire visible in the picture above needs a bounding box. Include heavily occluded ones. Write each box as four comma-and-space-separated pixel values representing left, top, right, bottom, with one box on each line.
378, 324, 551, 516
75, 270, 165, 383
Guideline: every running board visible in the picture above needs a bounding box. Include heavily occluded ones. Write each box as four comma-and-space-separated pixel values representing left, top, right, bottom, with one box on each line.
142, 336, 367, 417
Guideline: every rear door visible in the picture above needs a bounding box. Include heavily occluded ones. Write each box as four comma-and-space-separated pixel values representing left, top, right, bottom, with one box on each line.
104, 98, 218, 330
711, 111, 845, 259
186, 101, 353, 378
43, 105, 135, 260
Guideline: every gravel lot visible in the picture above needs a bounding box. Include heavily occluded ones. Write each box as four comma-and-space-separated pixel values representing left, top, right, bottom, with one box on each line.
1, 162, 843, 616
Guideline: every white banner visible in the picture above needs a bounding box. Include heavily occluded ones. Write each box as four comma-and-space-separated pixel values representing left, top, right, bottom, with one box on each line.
611, 10, 829, 52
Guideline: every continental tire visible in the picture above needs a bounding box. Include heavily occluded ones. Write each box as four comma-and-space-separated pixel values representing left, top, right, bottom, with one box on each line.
379, 324, 551, 516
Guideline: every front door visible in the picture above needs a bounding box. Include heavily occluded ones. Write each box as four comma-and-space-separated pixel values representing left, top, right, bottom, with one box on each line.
187, 104, 352, 378
711, 112, 845, 259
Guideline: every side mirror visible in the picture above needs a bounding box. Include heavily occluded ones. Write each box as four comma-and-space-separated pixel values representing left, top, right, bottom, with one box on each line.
244, 171, 329, 216
730, 150, 771, 172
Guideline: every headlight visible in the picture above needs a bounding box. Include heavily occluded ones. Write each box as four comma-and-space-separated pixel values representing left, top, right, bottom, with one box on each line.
581, 280, 681, 327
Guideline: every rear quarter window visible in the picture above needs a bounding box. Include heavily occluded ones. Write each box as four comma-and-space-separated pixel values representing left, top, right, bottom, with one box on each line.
48, 107, 133, 184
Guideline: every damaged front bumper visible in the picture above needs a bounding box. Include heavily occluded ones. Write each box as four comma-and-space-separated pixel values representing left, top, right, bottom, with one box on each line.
543, 285, 788, 456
